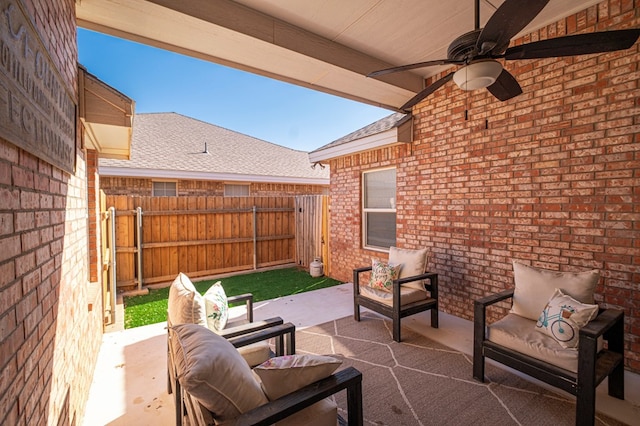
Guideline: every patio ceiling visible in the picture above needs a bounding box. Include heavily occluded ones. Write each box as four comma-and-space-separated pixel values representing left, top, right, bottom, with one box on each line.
75, 0, 602, 111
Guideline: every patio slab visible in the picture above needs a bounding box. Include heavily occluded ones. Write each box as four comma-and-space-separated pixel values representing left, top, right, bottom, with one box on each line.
83, 283, 640, 425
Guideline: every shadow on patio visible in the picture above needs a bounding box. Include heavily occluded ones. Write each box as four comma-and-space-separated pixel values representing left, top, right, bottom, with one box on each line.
83, 283, 639, 425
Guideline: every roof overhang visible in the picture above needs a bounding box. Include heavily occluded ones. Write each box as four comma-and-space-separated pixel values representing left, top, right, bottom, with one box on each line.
309, 115, 412, 163
75, 0, 605, 112
99, 166, 329, 185
78, 66, 134, 159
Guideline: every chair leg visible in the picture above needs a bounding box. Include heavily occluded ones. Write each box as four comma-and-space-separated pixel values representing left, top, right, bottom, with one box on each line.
431, 308, 438, 329
393, 313, 401, 342
473, 301, 485, 382
354, 301, 361, 322
576, 387, 596, 426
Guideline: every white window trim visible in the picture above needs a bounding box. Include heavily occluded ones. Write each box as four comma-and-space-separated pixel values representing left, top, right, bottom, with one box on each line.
362, 167, 396, 251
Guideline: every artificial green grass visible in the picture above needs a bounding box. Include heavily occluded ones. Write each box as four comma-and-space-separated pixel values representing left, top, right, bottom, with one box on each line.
123, 267, 342, 328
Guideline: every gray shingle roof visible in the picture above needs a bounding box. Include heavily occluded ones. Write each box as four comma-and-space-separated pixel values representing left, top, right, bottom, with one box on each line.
311, 112, 409, 153
99, 112, 329, 180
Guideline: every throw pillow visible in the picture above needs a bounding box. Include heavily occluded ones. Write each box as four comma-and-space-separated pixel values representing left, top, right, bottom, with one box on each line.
167, 272, 207, 326
535, 288, 599, 348
389, 247, 429, 290
170, 323, 268, 419
254, 354, 343, 400
203, 281, 229, 332
368, 259, 402, 291
510, 261, 599, 321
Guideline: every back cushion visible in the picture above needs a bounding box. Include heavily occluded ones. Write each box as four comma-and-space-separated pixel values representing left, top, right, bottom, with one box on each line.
170, 323, 268, 420
168, 272, 207, 326
510, 261, 599, 321
389, 247, 429, 290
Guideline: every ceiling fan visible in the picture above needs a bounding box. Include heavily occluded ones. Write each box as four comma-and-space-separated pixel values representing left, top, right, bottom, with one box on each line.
369, 0, 640, 111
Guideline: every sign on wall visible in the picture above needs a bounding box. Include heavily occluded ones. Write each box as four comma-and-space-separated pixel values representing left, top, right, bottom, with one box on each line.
0, 0, 76, 173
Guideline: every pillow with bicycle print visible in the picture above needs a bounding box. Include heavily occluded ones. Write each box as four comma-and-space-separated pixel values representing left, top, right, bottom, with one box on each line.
535, 288, 599, 349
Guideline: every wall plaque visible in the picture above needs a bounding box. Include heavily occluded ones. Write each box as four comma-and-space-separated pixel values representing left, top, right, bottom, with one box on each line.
0, 0, 76, 173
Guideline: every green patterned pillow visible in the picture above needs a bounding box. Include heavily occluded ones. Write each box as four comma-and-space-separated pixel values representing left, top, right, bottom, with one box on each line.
368, 259, 402, 291
203, 281, 229, 332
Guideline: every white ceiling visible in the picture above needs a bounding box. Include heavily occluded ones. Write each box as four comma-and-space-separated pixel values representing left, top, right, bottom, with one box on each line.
75, 0, 603, 111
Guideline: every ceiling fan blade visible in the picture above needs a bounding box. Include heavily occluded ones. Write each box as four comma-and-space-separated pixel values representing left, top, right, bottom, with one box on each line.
476, 0, 549, 55
486, 69, 522, 101
401, 72, 454, 111
504, 29, 640, 60
368, 59, 462, 77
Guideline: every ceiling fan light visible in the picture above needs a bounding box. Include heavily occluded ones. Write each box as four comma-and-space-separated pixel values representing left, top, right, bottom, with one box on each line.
453, 60, 503, 91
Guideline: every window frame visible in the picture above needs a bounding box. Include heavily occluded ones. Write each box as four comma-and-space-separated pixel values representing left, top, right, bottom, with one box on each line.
152, 180, 177, 196
224, 183, 250, 197
362, 167, 397, 251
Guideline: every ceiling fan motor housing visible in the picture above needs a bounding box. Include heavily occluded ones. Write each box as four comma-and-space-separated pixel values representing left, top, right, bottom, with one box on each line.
447, 29, 483, 61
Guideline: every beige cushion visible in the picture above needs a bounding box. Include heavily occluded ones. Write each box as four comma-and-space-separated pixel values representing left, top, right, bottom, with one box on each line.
488, 313, 580, 373
368, 259, 401, 291
535, 288, 599, 348
389, 246, 429, 290
170, 323, 268, 420
276, 399, 337, 426
203, 281, 229, 331
360, 284, 428, 306
168, 272, 206, 326
510, 261, 599, 321
254, 354, 343, 400
237, 343, 273, 368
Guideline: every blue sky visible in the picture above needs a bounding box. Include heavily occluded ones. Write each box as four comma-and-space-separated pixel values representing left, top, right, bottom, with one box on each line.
77, 28, 391, 152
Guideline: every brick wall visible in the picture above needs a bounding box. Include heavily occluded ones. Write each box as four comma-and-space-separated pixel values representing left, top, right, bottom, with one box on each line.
0, 0, 104, 424
101, 176, 328, 196
328, 1, 640, 373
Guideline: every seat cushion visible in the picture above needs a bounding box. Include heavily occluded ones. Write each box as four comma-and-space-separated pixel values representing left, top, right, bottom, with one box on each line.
360, 284, 428, 306
488, 313, 579, 373
389, 246, 429, 290
170, 323, 268, 420
237, 342, 273, 368
168, 272, 206, 326
510, 261, 599, 321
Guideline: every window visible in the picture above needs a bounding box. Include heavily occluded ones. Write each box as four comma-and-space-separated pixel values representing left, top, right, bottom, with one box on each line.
152, 181, 177, 196
362, 168, 396, 250
224, 183, 250, 197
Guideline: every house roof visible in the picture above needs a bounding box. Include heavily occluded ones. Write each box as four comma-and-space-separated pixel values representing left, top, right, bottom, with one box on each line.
99, 112, 329, 184
309, 112, 412, 163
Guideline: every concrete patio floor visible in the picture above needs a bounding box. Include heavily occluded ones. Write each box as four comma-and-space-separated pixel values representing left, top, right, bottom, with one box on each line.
83, 283, 639, 425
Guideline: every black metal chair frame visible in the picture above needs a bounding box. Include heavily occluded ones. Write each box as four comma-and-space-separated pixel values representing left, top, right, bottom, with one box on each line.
353, 267, 438, 342
473, 289, 625, 426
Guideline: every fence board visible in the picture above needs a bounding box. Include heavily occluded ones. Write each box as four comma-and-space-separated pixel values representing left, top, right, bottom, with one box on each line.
105, 195, 316, 290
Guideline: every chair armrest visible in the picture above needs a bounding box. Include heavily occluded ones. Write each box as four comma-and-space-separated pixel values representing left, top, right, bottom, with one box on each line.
228, 322, 297, 356
233, 366, 363, 426
353, 266, 373, 295
218, 317, 284, 339
476, 289, 514, 308
228, 293, 254, 322
580, 308, 624, 340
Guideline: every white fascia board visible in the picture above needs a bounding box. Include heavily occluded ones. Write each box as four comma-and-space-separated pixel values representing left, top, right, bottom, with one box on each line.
98, 167, 329, 185
309, 127, 401, 163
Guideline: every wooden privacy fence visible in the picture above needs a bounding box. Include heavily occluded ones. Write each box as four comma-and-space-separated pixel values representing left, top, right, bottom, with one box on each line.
104, 195, 327, 290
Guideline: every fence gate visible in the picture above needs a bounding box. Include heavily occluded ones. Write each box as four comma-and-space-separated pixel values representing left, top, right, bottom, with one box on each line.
100, 190, 117, 325
295, 195, 329, 273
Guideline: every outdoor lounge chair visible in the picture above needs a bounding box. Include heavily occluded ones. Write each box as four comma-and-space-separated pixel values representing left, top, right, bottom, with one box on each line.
473, 261, 625, 426
169, 323, 364, 426
353, 247, 438, 342
166, 272, 296, 426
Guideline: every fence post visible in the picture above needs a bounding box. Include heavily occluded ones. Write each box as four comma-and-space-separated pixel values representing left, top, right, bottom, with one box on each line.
136, 206, 143, 291
108, 207, 117, 323
252, 205, 257, 270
